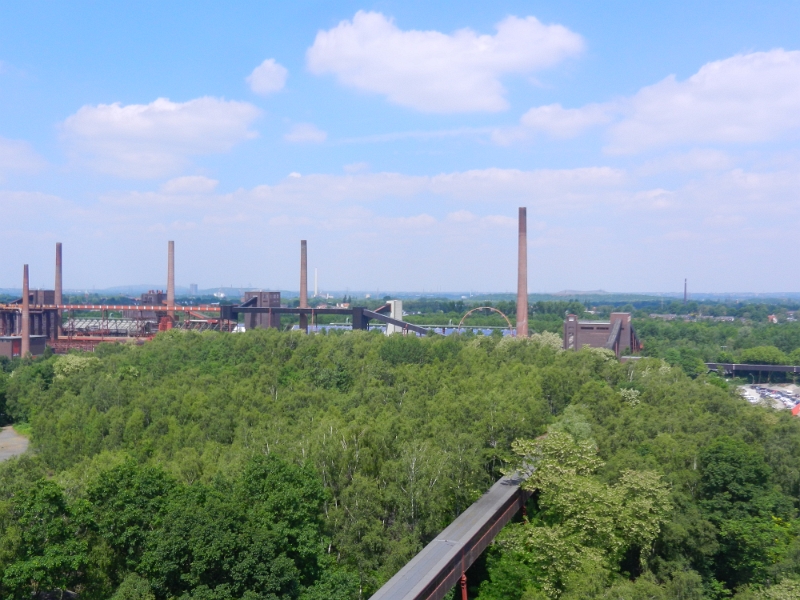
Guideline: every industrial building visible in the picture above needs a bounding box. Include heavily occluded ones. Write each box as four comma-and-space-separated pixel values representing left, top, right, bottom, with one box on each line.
241, 291, 282, 330
563, 312, 641, 357
0, 335, 47, 358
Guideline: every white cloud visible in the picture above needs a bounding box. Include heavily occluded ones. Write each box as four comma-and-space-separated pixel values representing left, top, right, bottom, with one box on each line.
428, 166, 626, 205
307, 11, 583, 113
161, 175, 219, 194
447, 210, 477, 223
638, 149, 734, 175
503, 50, 800, 153
7, 162, 800, 292
284, 123, 327, 143
246, 58, 288, 95
493, 103, 613, 144
608, 49, 800, 153
0, 136, 46, 175
343, 162, 369, 173
62, 97, 260, 178
520, 103, 612, 137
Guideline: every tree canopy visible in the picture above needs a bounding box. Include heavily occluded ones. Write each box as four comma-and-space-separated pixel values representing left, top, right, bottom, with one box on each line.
0, 329, 799, 598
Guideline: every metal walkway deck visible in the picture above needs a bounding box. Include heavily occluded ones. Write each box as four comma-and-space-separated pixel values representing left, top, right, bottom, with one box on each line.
370, 475, 529, 600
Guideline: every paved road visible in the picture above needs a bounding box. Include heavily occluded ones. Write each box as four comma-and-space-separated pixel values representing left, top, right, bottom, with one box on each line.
0, 426, 29, 461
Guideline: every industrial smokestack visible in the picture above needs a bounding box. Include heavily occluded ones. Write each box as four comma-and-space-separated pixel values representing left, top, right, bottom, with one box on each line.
516, 207, 528, 337
684, 278, 687, 304
167, 240, 175, 317
314, 268, 318, 298
21, 264, 30, 357
299, 240, 308, 332
55, 242, 62, 336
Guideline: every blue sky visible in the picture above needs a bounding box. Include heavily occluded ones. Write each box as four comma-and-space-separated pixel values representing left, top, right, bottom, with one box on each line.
2, 1, 800, 293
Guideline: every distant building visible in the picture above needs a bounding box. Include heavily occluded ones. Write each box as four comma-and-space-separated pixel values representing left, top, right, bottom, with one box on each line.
242, 291, 281, 330
123, 290, 167, 321
0, 335, 47, 358
10, 290, 55, 306
189, 284, 198, 296
768, 315, 778, 324
563, 313, 641, 358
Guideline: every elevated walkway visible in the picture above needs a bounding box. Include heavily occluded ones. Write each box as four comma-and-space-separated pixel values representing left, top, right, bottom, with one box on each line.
370, 474, 529, 600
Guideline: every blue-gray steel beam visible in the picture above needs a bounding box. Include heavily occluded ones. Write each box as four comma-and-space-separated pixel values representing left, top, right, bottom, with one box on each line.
369, 475, 529, 600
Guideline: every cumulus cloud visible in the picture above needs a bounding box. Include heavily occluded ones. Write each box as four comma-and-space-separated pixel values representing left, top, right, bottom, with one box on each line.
493, 103, 613, 144
637, 149, 734, 175
503, 50, 800, 153
8, 161, 800, 291
609, 49, 800, 153
284, 123, 327, 143
62, 97, 260, 178
0, 136, 46, 176
307, 11, 583, 113
246, 58, 288, 95
160, 175, 219, 194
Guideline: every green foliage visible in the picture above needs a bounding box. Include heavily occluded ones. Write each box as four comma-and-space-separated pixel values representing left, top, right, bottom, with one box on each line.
0, 480, 89, 599
0, 455, 342, 600
484, 431, 670, 599
111, 573, 155, 600
2, 331, 800, 598
480, 357, 800, 598
739, 346, 790, 365
635, 317, 800, 370
1, 331, 577, 597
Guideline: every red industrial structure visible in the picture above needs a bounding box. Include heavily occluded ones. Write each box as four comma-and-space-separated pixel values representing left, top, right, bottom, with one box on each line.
3, 205, 540, 356
0, 241, 226, 356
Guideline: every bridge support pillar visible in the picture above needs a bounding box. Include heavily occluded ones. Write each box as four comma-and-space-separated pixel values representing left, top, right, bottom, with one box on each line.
385, 300, 403, 335
459, 574, 467, 600
352, 307, 369, 330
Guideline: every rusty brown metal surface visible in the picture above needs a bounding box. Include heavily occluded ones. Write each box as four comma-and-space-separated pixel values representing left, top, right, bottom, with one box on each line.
0, 304, 221, 312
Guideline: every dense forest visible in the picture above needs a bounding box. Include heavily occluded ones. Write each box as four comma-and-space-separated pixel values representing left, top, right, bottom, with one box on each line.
1, 329, 800, 599
634, 320, 800, 378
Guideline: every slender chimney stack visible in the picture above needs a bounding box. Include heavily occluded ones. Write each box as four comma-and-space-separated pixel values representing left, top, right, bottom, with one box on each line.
55, 242, 63, 336
299, 240, 308, 332
516, 207, 529, 337
167, 241, 175, 317
21, 264, 30, 357
314, 268, 318, 298
684, 278, 687, 304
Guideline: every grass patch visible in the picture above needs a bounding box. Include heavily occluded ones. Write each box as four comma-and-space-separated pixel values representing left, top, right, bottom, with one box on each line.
12, 422, 32, 437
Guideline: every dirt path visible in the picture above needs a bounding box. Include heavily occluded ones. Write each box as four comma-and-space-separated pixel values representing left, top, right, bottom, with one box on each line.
0, 425, 29, 461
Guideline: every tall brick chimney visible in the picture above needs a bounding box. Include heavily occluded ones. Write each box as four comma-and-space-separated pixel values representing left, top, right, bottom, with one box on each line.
167, 240, 175, 318
516, 207, 528, 337
55, 242, 62, 336
21, 264, 30, 357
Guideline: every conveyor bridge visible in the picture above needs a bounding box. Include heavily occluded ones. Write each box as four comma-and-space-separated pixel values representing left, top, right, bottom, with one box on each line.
370, 474, 529, 600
